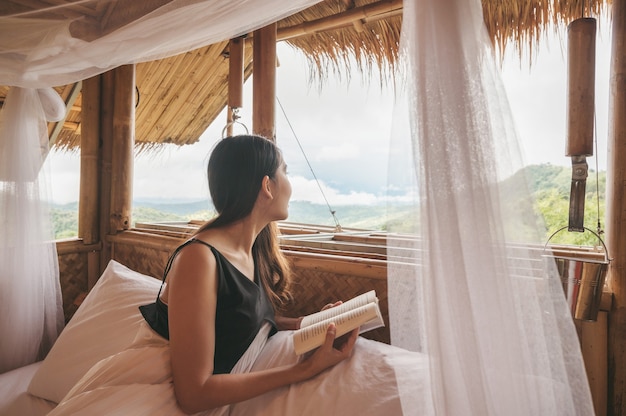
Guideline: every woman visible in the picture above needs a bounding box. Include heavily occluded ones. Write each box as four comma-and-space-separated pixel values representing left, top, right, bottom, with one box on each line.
140, 134, 358, 414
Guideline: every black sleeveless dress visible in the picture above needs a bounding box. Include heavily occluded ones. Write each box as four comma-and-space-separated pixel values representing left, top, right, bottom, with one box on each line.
139, 239, 277, 374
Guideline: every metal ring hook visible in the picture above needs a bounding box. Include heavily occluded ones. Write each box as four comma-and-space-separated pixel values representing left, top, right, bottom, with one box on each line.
222, 108, 249, 138
544, 225, 610, 263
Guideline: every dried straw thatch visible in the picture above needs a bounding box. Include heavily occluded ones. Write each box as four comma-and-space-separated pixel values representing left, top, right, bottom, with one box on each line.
0, 0, 612, 151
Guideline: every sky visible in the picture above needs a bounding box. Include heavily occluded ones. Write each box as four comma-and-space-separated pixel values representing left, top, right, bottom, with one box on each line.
44, 17, 613, 207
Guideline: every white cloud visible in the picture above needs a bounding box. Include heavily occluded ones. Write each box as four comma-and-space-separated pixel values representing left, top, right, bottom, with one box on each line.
44, 150, 80, 204
133, 143, 212, 201
288, 174, 414, 206
314, 142, 361, 162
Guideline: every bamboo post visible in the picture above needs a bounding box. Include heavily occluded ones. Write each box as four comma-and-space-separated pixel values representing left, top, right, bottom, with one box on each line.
98, 71, 115, 277
109, 64, 135, 234
605, 0, 626, 413
252, 23, 277, 141
79, 75, 102, 288
582, 312, 608, 416
227, 37, 245, 137
79, 77, 101, 245
566, 18, 596, 157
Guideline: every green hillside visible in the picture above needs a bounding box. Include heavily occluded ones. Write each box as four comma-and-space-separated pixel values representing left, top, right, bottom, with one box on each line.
50, 164, 606, 246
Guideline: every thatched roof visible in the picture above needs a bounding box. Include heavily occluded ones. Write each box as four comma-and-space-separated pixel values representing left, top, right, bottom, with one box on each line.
0, 0, 612, 151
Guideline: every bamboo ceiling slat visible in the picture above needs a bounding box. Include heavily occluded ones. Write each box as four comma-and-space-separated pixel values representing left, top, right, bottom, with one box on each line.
197, 41, 253, 108
184, 43, 229, 105
138, 43, 227, 146
136, 52, 192, 144
168, 48, 231, 143
173, 45, 229, 132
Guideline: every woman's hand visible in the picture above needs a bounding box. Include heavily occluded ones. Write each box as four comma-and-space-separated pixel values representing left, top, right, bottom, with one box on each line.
275, 300, 343, 331
298, 323, 358, 379
321, 301, 343, 311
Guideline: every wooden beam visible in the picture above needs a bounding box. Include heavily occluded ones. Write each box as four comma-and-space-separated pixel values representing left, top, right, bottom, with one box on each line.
49, 81, 82, 147
252, 23, 277, 140
62, 121, 80, 131
98, 70, 114, 279
56, 239, 101, 255
79, 76, 101, 246
226, 37, 245, 137
605, 0, 626, 413
79, 75, 102, 289
228, 37, 245, 110
283, 250, 387, 280
68, 0, 173, 42
566, 18, 596, 157
109, 64, 136, 234
581, 312, 608, 416
277, 0, 402, 41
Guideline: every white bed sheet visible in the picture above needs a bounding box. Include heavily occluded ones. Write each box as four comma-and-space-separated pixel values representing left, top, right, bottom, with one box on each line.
0, 362, 57, 416
232, 330, 431, 415
46, 324, 429, 415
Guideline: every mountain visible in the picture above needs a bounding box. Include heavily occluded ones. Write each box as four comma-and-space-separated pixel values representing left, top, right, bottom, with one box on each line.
49, 164, 606, 245
133, 199, 211, 216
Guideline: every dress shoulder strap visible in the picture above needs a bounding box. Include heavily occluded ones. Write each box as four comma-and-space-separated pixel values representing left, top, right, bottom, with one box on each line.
156, 238, 214, 298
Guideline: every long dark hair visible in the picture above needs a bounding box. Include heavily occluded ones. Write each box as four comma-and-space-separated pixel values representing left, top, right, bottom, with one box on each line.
195, 135, 292, 309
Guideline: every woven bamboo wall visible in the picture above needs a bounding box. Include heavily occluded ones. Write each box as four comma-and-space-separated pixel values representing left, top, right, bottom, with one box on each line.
112, 244, 171, 281
57, 243, 89, 323
58, 230, 392, 344
109, 230, 182, 281
284, 267, 389, 344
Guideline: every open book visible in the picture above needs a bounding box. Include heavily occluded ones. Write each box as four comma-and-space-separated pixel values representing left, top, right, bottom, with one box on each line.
292, 290, 384, 355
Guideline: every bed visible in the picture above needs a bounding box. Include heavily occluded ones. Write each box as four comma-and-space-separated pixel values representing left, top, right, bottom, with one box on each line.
0, 260, 430, 415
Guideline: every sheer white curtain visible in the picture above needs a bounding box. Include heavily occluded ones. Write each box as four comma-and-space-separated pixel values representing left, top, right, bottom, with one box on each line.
0, 0, 319, 373
0, 87, 65, 373
387, 0, 595, 414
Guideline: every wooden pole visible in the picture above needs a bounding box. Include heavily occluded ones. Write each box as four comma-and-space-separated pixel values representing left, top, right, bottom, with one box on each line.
227, 37, 245, 137
252, 23, 277, 141
79, 77, 101, 245
79, 76, 102, 288
582, 312, 608, 416
605, 0, 626, 413
566, 18, 596, 157
98, 71, 115, 278
109, 64, 135, 233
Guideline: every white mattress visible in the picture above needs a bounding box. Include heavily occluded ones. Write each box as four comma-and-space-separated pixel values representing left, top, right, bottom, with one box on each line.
0, 362, 57, 416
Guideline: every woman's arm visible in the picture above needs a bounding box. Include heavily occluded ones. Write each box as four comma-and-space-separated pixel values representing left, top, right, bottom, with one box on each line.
274, 315, 303, 330
166, 244, 358, 415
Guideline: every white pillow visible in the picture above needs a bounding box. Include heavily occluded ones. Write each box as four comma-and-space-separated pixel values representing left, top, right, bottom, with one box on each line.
27, 260, 162, 403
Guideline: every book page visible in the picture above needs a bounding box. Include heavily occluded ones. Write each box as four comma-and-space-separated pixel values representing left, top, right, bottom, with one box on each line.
300, 290, 378, 328
293, 302, 384, 355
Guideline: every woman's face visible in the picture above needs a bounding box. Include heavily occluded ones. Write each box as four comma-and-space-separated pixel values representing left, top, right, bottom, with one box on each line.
269, 160, 292, 221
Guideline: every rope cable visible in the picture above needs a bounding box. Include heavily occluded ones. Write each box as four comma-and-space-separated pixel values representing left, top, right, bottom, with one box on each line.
276, 96, 342, 231
593, 107, 603, 237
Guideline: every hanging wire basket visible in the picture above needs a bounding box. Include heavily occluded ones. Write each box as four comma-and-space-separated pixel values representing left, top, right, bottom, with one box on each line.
543, 226, 610, 321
